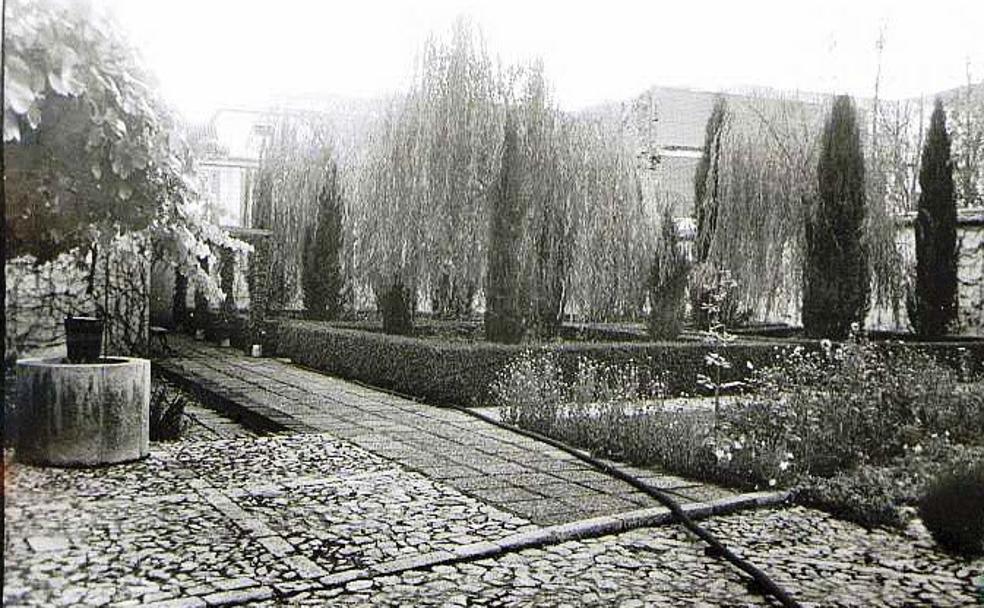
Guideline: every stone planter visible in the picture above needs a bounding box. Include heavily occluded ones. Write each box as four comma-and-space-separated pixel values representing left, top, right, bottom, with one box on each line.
15, 357, 150, 466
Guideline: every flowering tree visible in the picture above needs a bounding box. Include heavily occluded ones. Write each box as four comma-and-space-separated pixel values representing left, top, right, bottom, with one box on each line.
4, 0, 245, 355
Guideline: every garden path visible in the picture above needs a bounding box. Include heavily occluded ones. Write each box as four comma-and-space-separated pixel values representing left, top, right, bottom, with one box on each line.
157, 336, 746, 526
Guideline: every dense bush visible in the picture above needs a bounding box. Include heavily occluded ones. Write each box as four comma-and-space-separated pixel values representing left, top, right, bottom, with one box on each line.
647, 209, 689, 340
150, 380, 187, 441
803, 95, 869, 338
379, 279, 416, 336
919, 461, 984, 556
794, 467, 908, 529
722, 331, 983, 480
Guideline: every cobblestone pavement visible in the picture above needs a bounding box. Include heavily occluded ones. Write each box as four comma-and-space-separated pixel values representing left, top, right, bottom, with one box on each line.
256, 507, 983, 607
3, 434, 535, 607
157, 337, 740, 525
5, 338, 982, 606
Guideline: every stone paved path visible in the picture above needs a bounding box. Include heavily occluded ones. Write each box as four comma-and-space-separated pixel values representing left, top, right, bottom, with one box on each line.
157, 336, 742, 526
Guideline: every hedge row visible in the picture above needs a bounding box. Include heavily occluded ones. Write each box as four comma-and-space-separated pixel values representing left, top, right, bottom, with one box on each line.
268, 321, 984, 407
268, 321, 816, 406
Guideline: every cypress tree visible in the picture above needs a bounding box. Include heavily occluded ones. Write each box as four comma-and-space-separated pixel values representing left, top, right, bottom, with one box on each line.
485, 115, 526, 343
302, 163, 346, 321
694, 97, 728, 263
691, 97, 728, 329
803, 95, 869, 338
913, 99, 958, 336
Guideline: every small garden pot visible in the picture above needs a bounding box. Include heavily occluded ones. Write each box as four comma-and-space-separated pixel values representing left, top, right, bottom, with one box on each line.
64, 316, 104, 363
250, 344, 262, 357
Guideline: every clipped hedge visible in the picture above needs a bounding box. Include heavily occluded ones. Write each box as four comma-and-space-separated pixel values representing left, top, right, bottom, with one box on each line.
269, 320, 801, 406
268, 321, 984, 407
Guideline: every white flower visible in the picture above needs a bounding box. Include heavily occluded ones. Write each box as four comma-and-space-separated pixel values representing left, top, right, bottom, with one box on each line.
768, 478, 777, 487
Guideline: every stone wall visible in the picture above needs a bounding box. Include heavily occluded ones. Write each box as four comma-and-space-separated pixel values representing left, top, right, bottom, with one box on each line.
5, 235, 151, 362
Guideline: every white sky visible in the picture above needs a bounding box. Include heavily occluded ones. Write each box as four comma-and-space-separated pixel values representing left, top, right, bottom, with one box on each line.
94, 0, 984, 123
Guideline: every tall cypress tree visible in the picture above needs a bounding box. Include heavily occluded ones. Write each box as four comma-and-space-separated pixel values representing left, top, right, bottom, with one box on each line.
803, 95, 869, 338
913, 99, 958, 336
692, 97, 728, 330
302, 163, 345, 321
694, 96, 728, 263
485, 115, 526, 343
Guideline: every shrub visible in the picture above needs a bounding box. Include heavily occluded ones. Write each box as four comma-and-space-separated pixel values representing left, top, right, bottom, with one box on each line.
919, 462, 984, 556
804, 95, 869, 339
150, 382, 186, 441
272, 320, 787, 405
795, 467, 907, 529
379, 278, 415, 335
647, 209, 689, 340
911, 99, 959, 337
694, 97, 728, 265
733, 331, 967, 475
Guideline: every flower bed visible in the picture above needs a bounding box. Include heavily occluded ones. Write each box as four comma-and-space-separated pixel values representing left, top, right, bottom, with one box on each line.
492, 335, 984, 545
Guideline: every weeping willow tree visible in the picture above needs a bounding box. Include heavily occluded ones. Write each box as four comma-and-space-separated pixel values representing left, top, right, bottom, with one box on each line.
352, 19, 503, 329
567, 114, 655, 322
253, 114, 338, 310
700, 93, 904, 326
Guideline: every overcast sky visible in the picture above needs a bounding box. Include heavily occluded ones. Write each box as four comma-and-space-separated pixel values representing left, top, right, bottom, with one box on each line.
95, 0, 984, 123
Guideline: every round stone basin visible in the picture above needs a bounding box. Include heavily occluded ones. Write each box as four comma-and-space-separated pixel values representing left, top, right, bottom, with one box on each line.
15, 356, 151, 467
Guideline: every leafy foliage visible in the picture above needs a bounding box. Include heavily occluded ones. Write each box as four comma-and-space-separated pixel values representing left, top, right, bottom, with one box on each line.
804, 95, 869, 338
919, 461, 984, 556
272, 320, 785, 407
379, 278, 416, 336
352, 21, 652, 330
492, 328, 984, 527
150, 381, 187, 441
911, 100, 959, 337
3, 0, 246, 357
302, 162, 346, 321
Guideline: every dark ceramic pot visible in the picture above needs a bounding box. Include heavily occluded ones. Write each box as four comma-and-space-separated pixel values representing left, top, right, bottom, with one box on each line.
64, 316, 104, 363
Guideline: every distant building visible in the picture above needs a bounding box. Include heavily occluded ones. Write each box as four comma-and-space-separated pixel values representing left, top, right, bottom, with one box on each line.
189, 108, 273, 229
